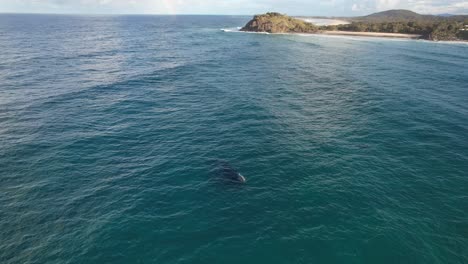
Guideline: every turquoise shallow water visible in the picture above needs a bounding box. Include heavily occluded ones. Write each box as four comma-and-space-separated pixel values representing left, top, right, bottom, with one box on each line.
1, 14, 468, 264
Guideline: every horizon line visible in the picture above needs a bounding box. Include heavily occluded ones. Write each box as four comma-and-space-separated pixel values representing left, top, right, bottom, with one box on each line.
0, 10, 466, 17
0, 11, 250, 16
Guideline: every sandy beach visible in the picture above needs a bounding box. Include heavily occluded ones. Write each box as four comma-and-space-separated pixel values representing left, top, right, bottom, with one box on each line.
296, 17, 350, 26
322, 31, 422, 39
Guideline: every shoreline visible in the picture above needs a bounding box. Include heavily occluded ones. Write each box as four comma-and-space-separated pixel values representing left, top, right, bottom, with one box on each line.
295, 17, 350, 26
320, 30, 421, 39
234, 29, 421, 40
226, 29, 468, 43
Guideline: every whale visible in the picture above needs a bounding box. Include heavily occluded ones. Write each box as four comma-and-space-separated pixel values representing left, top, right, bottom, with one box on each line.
216, 160, 246, 183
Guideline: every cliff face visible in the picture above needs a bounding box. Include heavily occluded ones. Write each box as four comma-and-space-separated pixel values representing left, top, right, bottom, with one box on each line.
241, 12, 318, 33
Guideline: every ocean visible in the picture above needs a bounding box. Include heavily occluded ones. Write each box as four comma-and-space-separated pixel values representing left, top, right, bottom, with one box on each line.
0, 14, 467, 264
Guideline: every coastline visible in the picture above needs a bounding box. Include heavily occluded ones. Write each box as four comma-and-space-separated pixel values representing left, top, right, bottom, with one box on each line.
240, 12, 468, 43
231, 29, 422, 40
225, 29, 468, 43
295, 17, 350, 26
320, 30, 421, 39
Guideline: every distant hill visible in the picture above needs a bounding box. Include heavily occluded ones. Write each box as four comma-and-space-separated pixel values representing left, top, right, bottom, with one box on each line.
352, 9, 468, 22
364, 9, 422, 20
300, 9, 468, 23
438, 13, 455, 17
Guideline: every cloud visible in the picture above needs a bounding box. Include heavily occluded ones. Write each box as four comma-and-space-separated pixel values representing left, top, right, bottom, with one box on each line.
376, 0, 401, 10
0, 0, 466, 15
407, 0, 468, 14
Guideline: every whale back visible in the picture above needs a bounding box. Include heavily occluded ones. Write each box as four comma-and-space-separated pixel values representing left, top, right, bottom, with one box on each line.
214, 160, 246, 183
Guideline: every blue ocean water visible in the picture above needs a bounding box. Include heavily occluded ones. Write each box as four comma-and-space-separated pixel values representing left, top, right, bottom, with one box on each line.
1, 14, 468, 264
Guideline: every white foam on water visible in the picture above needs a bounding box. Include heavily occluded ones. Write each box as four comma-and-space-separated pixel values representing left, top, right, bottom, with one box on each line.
220, 28, 270, 34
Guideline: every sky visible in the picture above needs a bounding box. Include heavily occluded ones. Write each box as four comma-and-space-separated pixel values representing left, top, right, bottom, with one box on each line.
0, 0, 467, 16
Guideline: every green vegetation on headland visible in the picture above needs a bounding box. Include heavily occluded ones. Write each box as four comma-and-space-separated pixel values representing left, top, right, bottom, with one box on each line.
241, 12, 318, 33
327, 10, 468, 41
241, 10, 468, 41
